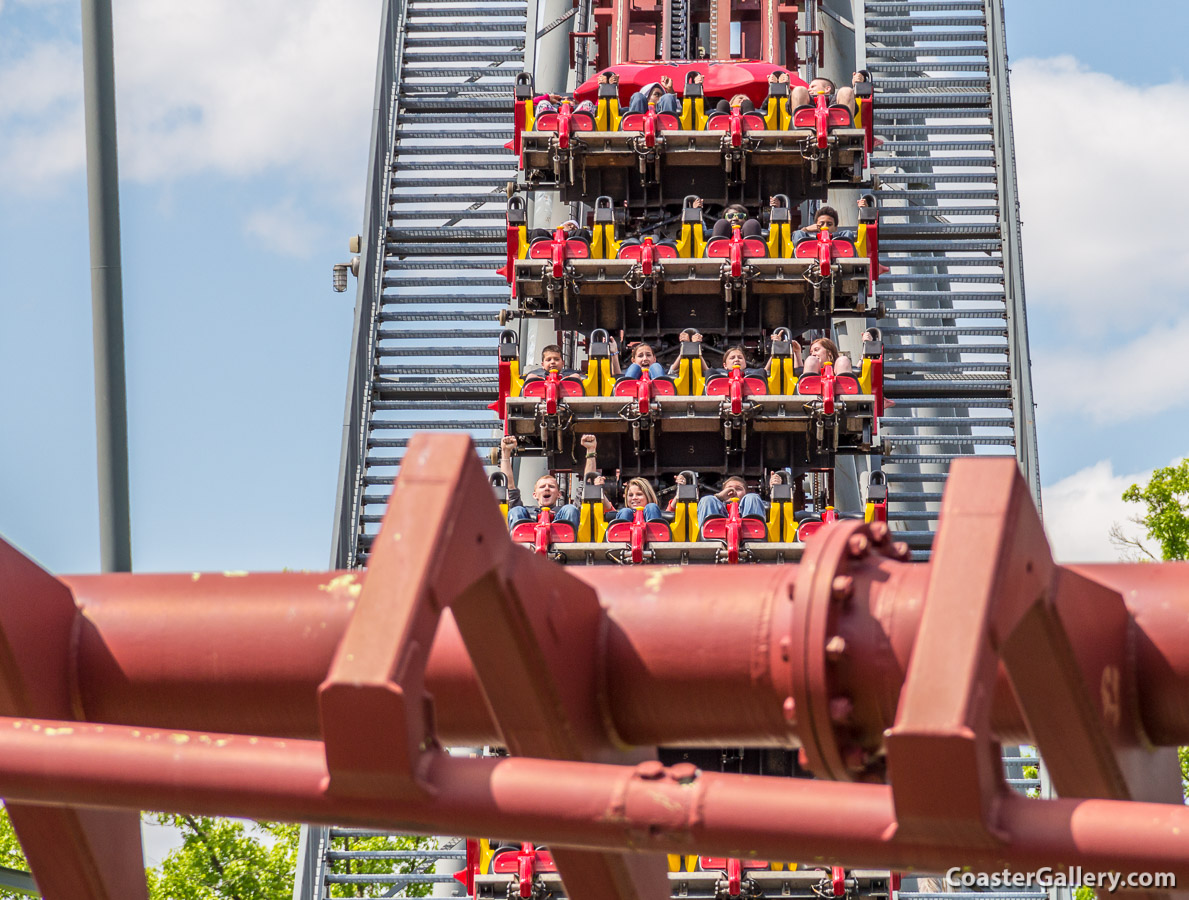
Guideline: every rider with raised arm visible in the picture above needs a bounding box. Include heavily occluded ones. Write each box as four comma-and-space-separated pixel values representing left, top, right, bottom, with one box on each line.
500, 433, 599, 530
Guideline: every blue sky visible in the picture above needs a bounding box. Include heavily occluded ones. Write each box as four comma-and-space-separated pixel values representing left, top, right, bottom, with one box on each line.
1, 0, 1187, 578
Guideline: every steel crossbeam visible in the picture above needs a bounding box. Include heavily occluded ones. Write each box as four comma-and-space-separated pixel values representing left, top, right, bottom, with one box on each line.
2, 434, 1188, 899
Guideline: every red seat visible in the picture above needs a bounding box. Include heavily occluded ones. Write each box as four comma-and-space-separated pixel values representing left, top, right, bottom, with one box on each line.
701, 517, 767, 541
703, 366, 765, 415
534, 111, 596, 133
700, 858, 770, 871
606, 508, 672, 564
491, 845, 557, 874
617, 241, 679, 261
604, 519, 672, 542
509, 508, 576, 555
792, 105, 852, 129
793, 237, 857, 258
793, 96, 853, 150
618, 112, 681, 131
521, 377, 585, 398
705, 112, 766, 131
612, 377, 677, 396
704, 373, 768, 395
705, 237, 768, 259
796, 507, 838, 542
795, 373, 861, 395
527, 238, 590, 259
509, 521, 576, 542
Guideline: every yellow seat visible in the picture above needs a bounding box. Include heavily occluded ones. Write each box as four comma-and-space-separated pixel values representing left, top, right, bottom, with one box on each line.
595, 82, 621, 131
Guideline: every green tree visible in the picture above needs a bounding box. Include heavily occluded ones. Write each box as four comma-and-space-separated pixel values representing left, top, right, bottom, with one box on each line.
1117, 459, 1189, 561
145, 815, 299, 900
0, 807, 436, 899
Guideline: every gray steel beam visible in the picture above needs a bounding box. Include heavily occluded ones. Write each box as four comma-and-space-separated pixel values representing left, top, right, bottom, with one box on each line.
81, 0, 132, 573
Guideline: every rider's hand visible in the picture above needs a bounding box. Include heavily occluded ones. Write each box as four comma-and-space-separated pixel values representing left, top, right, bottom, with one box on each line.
692, 332, 703, 343
593, 474, 606, 486
852, 71, 866, 85
691, 197, 704, 209
580, 433, 598, 450
769, 471, 783, 487
659, 75, 674, 92
674, 473, 688, 485
500, 435, 517, 457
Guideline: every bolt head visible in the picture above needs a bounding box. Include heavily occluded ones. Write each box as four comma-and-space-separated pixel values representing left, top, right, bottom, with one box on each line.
825, 634, 847, 660
669, 762, 699, 784
636, 760, 665, 780
890, 541, 910, 560
831, 574, 854, 602
869, 521, 890, 544
847, 533, 870, 557
797, 747, 813, 772
783, 696, 797, 724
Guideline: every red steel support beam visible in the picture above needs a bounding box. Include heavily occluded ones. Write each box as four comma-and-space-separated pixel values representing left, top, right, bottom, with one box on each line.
0, 722, 1184, 883
4, 436, 1189, 897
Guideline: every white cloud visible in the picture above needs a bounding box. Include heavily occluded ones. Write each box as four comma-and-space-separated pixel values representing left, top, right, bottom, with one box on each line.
0, 0, 381, 190
1012, 57, 1189, 333
243, 197, 323, 257
1042, 458, 1160, 562
1032, 312, 1189, 423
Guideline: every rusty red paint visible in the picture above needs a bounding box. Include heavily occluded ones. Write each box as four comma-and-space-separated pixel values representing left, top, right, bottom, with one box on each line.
3, 437, 1189, 898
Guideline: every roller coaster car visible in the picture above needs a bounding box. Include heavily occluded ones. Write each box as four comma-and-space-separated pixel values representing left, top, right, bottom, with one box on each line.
788, 88, 871, 184
700, 497, 768, 564
604, 506, 673, 564
509, 507, 576, 556
516, 63, 865, 204
704, 105, 767, 148
611, 370, 678, 418
704, 225, 768, 277
512, 245, 872, 333
791, 228, 873, 317
704, 366, 767, 416
464, 835, 895, 899
795, 505, 840, 542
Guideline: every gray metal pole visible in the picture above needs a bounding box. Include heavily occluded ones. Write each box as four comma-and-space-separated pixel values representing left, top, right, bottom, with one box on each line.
81, 0, 132, 573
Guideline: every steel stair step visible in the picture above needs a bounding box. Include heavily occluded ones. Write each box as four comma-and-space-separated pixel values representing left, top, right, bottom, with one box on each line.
401, 51, 524, 62
880, 239, 1001, 251
878, 189, 996, 199
886, 343, 1005, 354
404, 37, 526, 47
880, 223, 999, 237
866, 46, 987, 57
877, 206, 997, 218
869, 76, 990, 88
873, 107, 990, 119
865, 15, 986, 27
406, 6, 528, 15
370, 420, 498, 431
390, 175, 514, 186
866, 1, 984, 10
863, 29, 986, 42
379, 347, 495, 358
874, 124, 992, 135
880, 417, 1010, 427
374, 400, 495, 410
867, 62, 988, 73
877, 173, 996, 183
377, 328, 502, 339
874, 91, 991, 107
386, 227, 505, 241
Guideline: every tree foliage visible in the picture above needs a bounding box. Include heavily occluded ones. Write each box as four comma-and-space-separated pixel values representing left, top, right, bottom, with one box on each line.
1120, 459, 1189, 561
145, 815, 299, 900
0, 807, 436, 900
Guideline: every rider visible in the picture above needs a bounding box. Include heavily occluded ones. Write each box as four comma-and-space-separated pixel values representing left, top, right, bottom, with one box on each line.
500, 433, 599, 530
